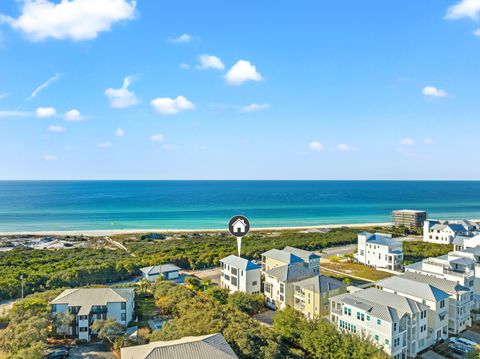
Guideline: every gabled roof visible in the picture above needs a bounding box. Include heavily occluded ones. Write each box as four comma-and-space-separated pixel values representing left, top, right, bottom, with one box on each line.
220, 255, 260, 271
261, 248, 304, 264
294, 275, 346, 293
359, 232, 400, 247
50, 288, 134, 316
283, 246, 320, 261
120, 333, 238, 359
402, 272, 471, 295
331, 288, 427, 323
141, 264, 181, 275
377, 275, 449, 302
265, 264, 315, 282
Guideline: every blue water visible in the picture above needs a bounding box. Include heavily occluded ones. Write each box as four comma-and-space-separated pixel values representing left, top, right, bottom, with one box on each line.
0, 181, 479, 232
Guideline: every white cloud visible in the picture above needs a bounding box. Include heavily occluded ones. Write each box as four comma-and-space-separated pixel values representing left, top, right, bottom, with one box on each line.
44, 154, 58, 161
0, 110, 31, 118
422, 86, 447, 98
105, 76, 139, 108
169, 33, 193, 43
98, 141, 112, 148
115, 128, 125, 137
309, 141, 324, 152
241, 103, 271, 113
424, 138, 434, 145
48, 125, 65, 132
225, 60, 263, 85
1, 0, 137, 41
399, 138, 415, 146
26, 73, 61, 101
474, 28, 480, 36
446, 0, 480, 20
336, 144, 354, 152
64, 109, 83, 121
151, 96, 195, 115
36, 106, 56, 118
150, 133, 165, 142
197, 54, 224, 70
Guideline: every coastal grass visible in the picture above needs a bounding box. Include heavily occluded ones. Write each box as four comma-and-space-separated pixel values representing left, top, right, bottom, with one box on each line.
321, 261, 393, 282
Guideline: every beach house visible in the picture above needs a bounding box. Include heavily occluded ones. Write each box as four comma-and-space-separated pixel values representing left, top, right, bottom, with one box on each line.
376, 275, 450, 345
50, 288, 135, 342
355, 232, 403, 270
330, 288, 429, 359
140, 263, 181, 282
283, 246, 321, 273
121, 333, 238, 359
220, 255, 261, 294
423, 219, 478, 244
293, 275, 347, 318
261, 248, 305, 271
401, 272, 473, 334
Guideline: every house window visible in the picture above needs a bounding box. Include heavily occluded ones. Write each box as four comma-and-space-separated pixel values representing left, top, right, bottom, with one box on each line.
231, 276, 238, 286
121, 313, 126, 321
231, 268, 238, 276
51, 304, 57, 313
377, 319, 381, 325
80, 327, 88, 332
252, 281, 257, 286
385, 339, 389, 345
280, 294, 284, 302
280, 283, 285, 294
121, 302, 126, 310
375, 335, 379, 342
367, 315, 370, 321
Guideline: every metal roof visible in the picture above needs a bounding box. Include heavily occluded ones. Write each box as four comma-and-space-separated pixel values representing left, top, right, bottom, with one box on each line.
294, 275, 346, 293
220, 255, 260, 271
141, 264, 181, 275
261, 248, 304, 264
283, 246, 320, 261
377, 275, 449, 302
402, 272, 471, 295
265, 264, 315, 282
121, 333, 238, 359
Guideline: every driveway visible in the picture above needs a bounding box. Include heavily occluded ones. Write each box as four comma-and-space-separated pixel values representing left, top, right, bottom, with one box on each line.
253, 309, 277, 327
461, 329, 480, 343
68, 343, 115, 359
421, 351, 447, 359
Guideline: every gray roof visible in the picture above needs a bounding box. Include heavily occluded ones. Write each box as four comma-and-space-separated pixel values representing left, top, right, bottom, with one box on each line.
331, 288, 427, 323
459, 246, 480, 255
265, 264, 315, 282
220, 255, 260, 271
377, 276, 449, 302
295, 275, 346, 293
141, 264, 181, 275
50, 288, 134, 316
283, 246, 320, 261
402, 272, 471, 295
121, 333, 238, 359
261, 248, 304, 264
359, 232, 400, 247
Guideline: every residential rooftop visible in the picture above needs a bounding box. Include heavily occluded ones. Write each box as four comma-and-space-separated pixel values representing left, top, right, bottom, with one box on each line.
264, 264, 315, 282
402, 272, 471, 295
261, 248, 304, 264
283, 246, 320, 261
220, 255, 261, 271
295, 275, 346, 293
376, 275, 449, 302
140, 264, 181, 275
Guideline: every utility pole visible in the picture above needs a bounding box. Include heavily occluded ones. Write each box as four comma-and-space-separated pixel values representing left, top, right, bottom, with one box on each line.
20, 273, 24, 299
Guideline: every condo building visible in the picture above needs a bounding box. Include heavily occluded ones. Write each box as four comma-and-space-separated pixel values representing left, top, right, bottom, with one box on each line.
392, 209, 427, 229
330, 288, 429, 359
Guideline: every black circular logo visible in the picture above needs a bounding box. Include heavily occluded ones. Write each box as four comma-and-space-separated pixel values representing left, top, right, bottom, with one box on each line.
228, 215, 250, 237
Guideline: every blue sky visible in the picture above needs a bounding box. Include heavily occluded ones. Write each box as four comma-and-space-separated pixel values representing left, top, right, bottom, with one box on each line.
0, 0, 479, 180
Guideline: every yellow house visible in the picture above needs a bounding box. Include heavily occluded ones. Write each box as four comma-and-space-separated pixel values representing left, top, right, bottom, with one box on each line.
261, 248, 304, 271
293, 275, 347, 318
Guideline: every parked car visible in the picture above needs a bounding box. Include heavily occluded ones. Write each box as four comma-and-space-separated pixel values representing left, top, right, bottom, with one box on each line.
44, 349, 69, 359
450, 336, 477, 348
450, 344, 473, 355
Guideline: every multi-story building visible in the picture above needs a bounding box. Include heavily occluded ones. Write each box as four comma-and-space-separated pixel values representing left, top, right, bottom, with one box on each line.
263, 264, 316, 309
453, 233, 480, 251
50, 288, 135, 341
261, 248, 305, 271
376, 275, 450, 345
283, 246, 320, 273
140, 263, 181, 282
330, 288, 429, 359
401, 272, 473, 334
293, 275, 346, 318
392, 210, 427, 229
355, 232, 403, 270
220, 255, 261, 294
423, 219, 478, 244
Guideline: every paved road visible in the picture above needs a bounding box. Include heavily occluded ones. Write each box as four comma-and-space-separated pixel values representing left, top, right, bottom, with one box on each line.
461, 329, 480, 343
69, 343, 115, 359
321, 244, 357, 257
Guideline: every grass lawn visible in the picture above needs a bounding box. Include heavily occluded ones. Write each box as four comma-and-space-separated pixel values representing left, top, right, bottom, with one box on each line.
321, 261, 393, 281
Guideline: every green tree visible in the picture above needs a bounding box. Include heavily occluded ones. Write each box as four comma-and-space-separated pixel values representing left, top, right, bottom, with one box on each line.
205, 287, 229, 304
227, 292, 264, 315
91, 318, 126, 346
53, 311, 75, 338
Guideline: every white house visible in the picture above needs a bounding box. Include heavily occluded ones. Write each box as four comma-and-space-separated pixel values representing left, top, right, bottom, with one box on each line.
283, 246, 320, 273
401, 272, 473, 334
140, 263, 181, 282
50, 288, 135, 342
263, 264, 316, 309
423, 219, 478, 244
232, 218, 247, 234
376, 275, 450, 345
453, 233, 480, 251
355, 232, 403, 270
220, 255, 261, 294
330, 288, 429, 359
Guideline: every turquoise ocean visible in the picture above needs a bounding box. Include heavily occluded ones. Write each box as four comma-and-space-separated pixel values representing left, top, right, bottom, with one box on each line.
0, 181, 479, 232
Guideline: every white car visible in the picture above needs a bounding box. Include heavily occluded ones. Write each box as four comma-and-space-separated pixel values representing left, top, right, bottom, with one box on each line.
449, 337, 477, 348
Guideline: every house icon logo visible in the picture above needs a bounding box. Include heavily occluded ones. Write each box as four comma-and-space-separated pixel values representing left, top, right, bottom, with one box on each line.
228, 215, 250, 237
